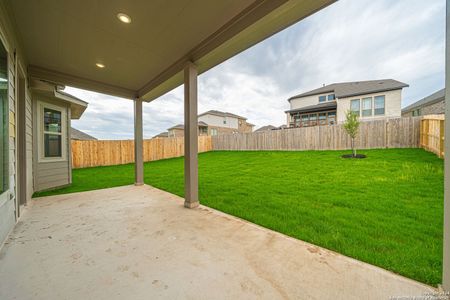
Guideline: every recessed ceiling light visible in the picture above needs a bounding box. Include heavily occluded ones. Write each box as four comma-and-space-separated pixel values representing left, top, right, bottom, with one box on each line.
96, 63, 105, 68
117, 13, 131, 24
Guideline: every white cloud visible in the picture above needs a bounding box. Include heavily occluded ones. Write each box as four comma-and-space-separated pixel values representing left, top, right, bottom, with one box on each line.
67, 0, 445, 139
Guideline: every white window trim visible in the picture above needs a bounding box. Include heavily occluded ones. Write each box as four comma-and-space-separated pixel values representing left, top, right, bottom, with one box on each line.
37, 101, 67, 163
374, 95, 386, 116
362, 97, 373, 117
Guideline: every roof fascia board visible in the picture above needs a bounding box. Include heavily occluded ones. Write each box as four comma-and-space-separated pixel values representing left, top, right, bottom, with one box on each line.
29, 65, 137, 100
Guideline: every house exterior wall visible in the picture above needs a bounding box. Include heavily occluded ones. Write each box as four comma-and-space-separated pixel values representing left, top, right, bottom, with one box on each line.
337, 89, 402, 123
289, 92, 335, 110
198, 114, 239, 129
0, 1, 33, 245
32, 95, 71, 192
238, 119, 253, 133
402, 99, 445, 117
168, 128, 184, 138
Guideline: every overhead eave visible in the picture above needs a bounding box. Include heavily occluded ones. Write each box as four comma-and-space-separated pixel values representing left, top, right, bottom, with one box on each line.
139, 0, 336, 102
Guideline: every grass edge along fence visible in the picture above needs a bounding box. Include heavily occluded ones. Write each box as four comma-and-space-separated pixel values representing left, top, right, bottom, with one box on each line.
72, 116, 443, 169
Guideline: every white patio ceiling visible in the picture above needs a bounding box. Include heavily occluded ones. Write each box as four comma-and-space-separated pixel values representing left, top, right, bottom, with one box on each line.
7, 0, 335, 101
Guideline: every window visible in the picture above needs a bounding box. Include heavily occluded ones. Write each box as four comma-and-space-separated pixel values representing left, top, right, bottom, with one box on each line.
327, 112, 336, 125
309, 113, 317, 126
0, 41, 8, 195
199, 126, 208, 135
223, 120, 226, 124
319, 113, 327, 125
328, 94, 335, 101
374, 95, 385, 115
301, 114, 309, 127
350, 99, 360, 116
210, 128, 218, 136
43, 108, 62, 157
319, 95, 326, 103
362, 97, 372, 117
294, 114, 301, 127
412, 109, 421, 117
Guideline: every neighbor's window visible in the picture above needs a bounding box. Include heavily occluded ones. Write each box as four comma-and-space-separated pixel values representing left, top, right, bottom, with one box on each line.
327, 111, 336, 125
309, 113, 317, 126
374, 95, 385, 115
43, 108, 62, 157
412, 109, 421, 117
350, 99, 360, 116
328, 94, 335, 101
0, 41, 8, 194
319, 113, 327, 125
319, 95, 326, 103
301, 114, 309, 126
210, 128, 218, 136
199, 127, 208, 135
362, 97, 372, 117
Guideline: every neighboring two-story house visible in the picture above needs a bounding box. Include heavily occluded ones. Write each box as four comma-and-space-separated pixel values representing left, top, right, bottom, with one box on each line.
286, 79, 409, 128
167, 110, 254, 137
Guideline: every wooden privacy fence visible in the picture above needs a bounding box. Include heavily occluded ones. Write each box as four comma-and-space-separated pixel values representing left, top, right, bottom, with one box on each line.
420, 115, 445, 158
212, 117, 421, 151
71, 136, 212, 168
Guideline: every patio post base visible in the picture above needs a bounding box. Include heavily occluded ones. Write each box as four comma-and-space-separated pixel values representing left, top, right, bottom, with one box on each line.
134, 182, 144, 186
184, 201, 199, 209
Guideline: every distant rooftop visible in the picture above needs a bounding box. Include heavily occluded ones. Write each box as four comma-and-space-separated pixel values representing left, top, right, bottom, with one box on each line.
255, 125, 277, 132
199, 110, 247, 120
153, 132, 168, 138
288, 79, 409, 101
168, 121, 208, 130
402, 89, 445, 113
71, 127, 97, 141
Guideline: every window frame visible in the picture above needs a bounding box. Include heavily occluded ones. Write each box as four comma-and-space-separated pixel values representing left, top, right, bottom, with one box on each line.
362, 97, 373, 117
327, 94, 335, 101
374, 95, 385, 116
350, 99, 361, 116
38, 101, 67, 163
318, 95, 326, 103
0, 40, 9, 202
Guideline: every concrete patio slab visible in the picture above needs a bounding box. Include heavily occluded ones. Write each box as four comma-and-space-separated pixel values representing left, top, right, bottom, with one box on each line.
0, 185, 435, 299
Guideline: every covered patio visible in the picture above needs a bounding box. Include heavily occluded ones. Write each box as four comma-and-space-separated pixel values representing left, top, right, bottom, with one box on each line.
0, 0, 449, 298
0, 185, 434, 299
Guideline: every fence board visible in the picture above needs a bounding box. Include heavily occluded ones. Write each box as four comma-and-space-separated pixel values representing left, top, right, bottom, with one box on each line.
212, 117, 422, 152
420, 115, 445, 158
72, 136, 212, 168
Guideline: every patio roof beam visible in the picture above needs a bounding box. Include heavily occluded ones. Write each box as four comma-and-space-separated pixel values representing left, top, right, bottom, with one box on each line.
184, 62, 199, 208
28, 65, 136, 100
134, 98, 144, 186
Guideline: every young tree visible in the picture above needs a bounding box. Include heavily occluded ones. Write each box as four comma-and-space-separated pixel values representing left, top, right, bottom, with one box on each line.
343, 110, 360, 157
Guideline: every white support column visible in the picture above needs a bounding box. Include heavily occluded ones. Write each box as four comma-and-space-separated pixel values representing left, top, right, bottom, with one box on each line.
444, 0, 450, 291
184, 62, 199, 208
134, 98, 144, 186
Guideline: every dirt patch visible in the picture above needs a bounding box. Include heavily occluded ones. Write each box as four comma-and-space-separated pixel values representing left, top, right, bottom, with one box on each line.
341, 154, 367, 159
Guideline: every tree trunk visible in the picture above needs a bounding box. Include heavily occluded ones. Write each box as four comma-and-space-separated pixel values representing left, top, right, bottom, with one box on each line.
352, 138, 356, 157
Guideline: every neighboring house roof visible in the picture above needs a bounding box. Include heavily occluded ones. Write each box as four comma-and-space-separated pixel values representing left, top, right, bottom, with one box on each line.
153, 132, 169, 138
402, 88, 445, 113
168, 121, 208, 130
288, 79, 409, 101
71, 127, 97, 140
285, 101, 337, 114
255, 125, 277, 132
198, 110, 247, 120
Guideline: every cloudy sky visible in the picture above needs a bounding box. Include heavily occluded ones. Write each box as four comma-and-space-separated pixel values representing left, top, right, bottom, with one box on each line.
67, 0, 445, 140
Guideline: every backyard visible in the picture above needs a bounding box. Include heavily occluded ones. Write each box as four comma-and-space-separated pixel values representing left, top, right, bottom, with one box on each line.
34, 148, 444, 286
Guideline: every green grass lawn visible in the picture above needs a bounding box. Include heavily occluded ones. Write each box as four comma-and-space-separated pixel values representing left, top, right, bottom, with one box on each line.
34, 148, 444, 286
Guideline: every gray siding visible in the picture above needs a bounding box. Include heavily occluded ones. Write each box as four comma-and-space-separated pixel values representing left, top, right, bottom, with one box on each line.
33, 96, 71, 192
25, 88, 33, 201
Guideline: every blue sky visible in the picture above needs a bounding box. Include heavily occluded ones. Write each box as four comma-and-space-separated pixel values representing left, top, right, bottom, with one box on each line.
68, 0, 445, 139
